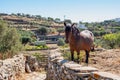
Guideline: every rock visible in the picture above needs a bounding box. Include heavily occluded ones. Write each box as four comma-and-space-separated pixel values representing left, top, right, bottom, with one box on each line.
0, 73, 3, 80
91, 72, 120, 80
0, 60, 3, 67
33, 62, 39, 71
25, 63, 31, 73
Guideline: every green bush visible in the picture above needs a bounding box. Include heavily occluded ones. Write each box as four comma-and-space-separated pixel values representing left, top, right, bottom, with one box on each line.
103, 33, 120, 48
57, 28, 64, 34
18, 30, 36, 43
37, 27, 48, 35
57, 38, 65, 46
21, 37, 31, 45
94, 38, 103, 47
34, 41, 46, 47
0, 20, 23, 58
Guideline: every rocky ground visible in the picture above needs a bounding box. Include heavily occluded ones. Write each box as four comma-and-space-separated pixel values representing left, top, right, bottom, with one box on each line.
89, 49, 120, 76
16, 72, 46, 80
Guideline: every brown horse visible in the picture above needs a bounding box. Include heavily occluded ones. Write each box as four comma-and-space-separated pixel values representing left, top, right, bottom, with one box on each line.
64, 22, 94, 64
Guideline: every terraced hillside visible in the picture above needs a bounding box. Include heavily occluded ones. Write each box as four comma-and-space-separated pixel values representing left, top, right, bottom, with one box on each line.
0, 13, 64, 30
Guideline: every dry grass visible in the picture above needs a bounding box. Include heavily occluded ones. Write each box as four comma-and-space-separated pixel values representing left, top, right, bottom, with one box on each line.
89, 49, 120, 76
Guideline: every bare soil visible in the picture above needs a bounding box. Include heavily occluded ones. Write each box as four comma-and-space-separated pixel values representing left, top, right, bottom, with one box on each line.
89, 49, 120, 76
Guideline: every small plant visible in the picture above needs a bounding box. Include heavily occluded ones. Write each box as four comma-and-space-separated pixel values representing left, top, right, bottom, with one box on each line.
25, 41, 49, 50
34, 41, 46, 47
21, 37, 31, 45
57, 38, 65, 46
62, 50, 85, 62
32, 53, 42, 61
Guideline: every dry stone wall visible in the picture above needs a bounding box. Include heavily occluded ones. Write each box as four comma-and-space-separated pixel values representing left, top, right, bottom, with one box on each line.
47, 49, 120, 80
0, 54, 25, 80
0, 54, 38, 80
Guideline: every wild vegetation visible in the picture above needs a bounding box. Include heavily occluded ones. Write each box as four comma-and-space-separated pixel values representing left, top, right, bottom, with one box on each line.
102, 33, 120, 48
18, 30, 36, 45
57, 38, 65, 46
0, 20, 23, 59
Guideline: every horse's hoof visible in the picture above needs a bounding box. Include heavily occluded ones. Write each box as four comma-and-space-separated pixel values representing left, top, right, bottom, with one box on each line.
74, 60, 80, 64
77, 61, 80, 64
85, 63, 88, 66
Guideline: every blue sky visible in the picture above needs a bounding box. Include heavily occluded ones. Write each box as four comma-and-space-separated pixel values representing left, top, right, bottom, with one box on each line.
0, 0, 120, 22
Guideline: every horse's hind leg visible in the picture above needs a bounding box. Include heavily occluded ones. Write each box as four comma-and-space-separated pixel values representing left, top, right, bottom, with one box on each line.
76, 51, 80, 63
70, 50, 74, 61
85, 50, 90, 64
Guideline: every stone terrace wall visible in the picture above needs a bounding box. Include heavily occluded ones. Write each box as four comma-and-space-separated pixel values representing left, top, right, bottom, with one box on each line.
0, 54, 38, 80
47, 49, 120, 80
0, 54, 25, 80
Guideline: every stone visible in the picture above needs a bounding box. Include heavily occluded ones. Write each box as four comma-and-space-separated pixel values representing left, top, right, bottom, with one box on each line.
69, 66, 98, 73
51, 57, 64, 62
0, 60, 3, 67
64, 61, 82, 69
25, 63, 31, 73
57, 59, 68, 65
0, 73, 3, 80
91, 72, 120, 80
33, 62, 39, 71
66, 74, 71, 79
74, 72, 90, 78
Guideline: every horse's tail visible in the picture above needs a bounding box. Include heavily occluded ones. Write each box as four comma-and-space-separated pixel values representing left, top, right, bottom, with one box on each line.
91, 44, 95, 52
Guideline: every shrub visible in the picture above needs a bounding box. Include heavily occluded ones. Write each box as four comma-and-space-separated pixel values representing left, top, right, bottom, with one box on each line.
0, 21, 23, 58
34, 41, 46, 47
37, 27, 48, 35
57, 28, 64, 34
48, 28, 57, 34
21, 37, 31, 45
57, 38, 65, 46
18, 30, 36, 43
102, 33, 120, 49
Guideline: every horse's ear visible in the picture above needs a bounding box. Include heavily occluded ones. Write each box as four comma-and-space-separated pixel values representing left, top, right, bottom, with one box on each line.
64, 22, 67, 27
71, 23, 77, 27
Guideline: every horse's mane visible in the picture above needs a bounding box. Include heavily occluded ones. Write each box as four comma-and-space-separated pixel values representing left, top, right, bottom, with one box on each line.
72, 26, 80, 37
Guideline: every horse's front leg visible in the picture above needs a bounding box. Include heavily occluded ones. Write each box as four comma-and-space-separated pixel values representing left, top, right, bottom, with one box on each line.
85, 50, 90, 64
77, 51, 80, 63
70, 50, 74, 61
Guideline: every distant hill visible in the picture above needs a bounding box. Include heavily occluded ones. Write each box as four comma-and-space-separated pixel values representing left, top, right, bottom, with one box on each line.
0, 13, 64, 30
113, 18, 120, 22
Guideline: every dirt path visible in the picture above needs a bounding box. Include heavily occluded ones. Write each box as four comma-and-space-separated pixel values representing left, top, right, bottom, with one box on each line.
24, 72, 46, 80
16, 72, 46, 80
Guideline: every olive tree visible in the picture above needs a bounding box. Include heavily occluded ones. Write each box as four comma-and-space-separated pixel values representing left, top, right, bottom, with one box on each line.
0, 20, 22, 58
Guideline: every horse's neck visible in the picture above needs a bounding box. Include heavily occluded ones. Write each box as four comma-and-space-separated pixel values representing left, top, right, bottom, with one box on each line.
72, 29, 80, 38
69, 32, 81, 42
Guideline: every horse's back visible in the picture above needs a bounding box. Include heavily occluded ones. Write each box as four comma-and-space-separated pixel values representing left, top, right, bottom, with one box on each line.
78, 30, 94, 50
80, 30, 94, 41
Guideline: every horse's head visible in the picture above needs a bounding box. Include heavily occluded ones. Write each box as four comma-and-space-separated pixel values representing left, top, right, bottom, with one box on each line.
64, 22, 77, 43
64, 22, 71, 43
